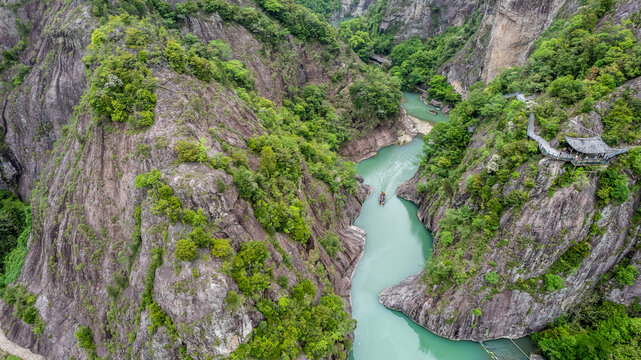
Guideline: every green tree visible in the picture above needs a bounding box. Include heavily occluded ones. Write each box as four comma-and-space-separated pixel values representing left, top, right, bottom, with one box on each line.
165, 40, 187, 73
544, 273, 565, 291
175, 238, 197, 261
614, 264, 640, 286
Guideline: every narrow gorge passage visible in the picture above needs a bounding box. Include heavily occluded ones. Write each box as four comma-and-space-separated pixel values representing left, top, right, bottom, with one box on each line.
349, 96, 535, 359
350, 137, 491, 359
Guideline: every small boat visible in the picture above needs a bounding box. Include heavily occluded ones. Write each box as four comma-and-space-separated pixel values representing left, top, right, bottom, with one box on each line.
379, 191, 386, 206
427, 109, 438, 115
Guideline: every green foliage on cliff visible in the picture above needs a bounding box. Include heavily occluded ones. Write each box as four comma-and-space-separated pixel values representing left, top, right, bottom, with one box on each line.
3, 285, 45, 335
0, 192, 31, 290
549, 241, 591, 275
349, 66, 402, 125
419, 0, 641, 296
427, 75, 461, 106
294, 0, 339, 20
614, 264, 640, 286
228, 241, 272, 297
543, 274, 565, 292
389, 15, 480, 91
337, 0, 394, 59
175, 238, 198, 261
596, 169, 631, 206
84, 16, 158, 129
0, 191, 27, 275
533, 301, 641, 360
231, 280, 355, 360
255, 0, 338, 46
76, 326, 98, 358
174, 139, 208, 163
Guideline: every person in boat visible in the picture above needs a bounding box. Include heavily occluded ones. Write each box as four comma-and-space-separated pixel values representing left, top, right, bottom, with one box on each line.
379, 191, 385, 205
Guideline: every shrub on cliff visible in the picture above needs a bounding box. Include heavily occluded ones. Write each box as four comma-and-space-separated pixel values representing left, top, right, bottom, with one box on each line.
75, 326, 96, 353
484, 271, 499, 284
0, 191, 26, 274
85, 17, 158, 129
349, 67, 401, 126
614, 264, 640, 286
175, 238, 197, 261
533, 301, 641, 360
544, 274, 564, 292
174, 139, 208, 163
596, 169, 630, 207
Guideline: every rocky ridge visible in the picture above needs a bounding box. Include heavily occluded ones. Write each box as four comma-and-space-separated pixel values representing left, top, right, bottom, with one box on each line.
0, 1, 391, 358
380, 79, 641, 341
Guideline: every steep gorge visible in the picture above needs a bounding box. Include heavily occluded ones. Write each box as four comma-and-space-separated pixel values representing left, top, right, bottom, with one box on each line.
380, 0, 641, 346
334, 0, 582, 93
0, 0, 403, 358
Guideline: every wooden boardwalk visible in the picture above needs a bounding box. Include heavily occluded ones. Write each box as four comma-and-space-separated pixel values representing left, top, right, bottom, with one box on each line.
527, 113, 610, 166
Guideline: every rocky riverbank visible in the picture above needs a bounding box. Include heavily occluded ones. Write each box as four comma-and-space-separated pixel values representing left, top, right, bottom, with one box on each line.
340, 109, 431, 162
379, 80, 641, 342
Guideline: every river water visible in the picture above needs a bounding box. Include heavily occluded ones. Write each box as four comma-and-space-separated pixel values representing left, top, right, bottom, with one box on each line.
330, 16, 355, 27
401, 92, 449, 123
349, 95, 536, 359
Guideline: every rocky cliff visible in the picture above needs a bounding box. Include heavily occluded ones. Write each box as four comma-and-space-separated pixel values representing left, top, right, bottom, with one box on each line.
440, 0, 580, 93
0, 1, 389, 358
337, 0, 581, 92
380, 76, 641, 340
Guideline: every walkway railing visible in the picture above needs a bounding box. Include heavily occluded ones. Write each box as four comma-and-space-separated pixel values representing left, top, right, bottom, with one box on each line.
526, 111, 609, 166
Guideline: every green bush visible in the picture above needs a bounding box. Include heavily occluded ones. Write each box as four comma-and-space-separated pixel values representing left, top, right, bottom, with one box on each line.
86, 20, 157, 129
135, 169, 163, 189
614, 264, 640, 286
319, 233, 342, 257
0, 191, 27, 274
229, 241, 272, 296
148, 301, 177, 337
76, 326, 96, 352
175, 238, 197, 261
2, 285, 44, 334
211, 238, 232, 258
141, 247, 164, 308
596, 169, 630, 206
174, 139, 208, 163
549, 241, 591, 274
231, 291, 355, 360
484, 271, 499, 284
188, 226, 210, 247
533, 301, 641, 360
544, 273, 565, 292
547, 75, 585, 105
165, 40, 187, 73
276, 275, 289, 288
349, 67, 402, 126
428, 75, 462, 106
224, 290, 245, 314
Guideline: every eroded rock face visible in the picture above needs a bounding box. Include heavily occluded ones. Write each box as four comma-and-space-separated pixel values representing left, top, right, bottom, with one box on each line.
380, 0, 480, 41
332, 0, 378, 20
440, 0, 580, 93
0, 4, 372, 359
381, 82, 641, 341
366, 0, 580, 92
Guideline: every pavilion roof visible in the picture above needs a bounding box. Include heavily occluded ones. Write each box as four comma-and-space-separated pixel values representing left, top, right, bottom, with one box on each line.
566, 136, 618, 155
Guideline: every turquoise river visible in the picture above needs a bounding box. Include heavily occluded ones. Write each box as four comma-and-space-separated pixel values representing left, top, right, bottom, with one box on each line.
348, 94, 536, 359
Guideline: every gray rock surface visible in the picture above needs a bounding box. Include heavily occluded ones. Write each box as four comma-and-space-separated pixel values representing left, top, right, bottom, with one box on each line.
381, 81, 641, 341
0, 3, 371, 359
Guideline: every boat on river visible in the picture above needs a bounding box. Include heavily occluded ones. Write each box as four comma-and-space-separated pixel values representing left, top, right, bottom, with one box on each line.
379, 191, 385, 205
